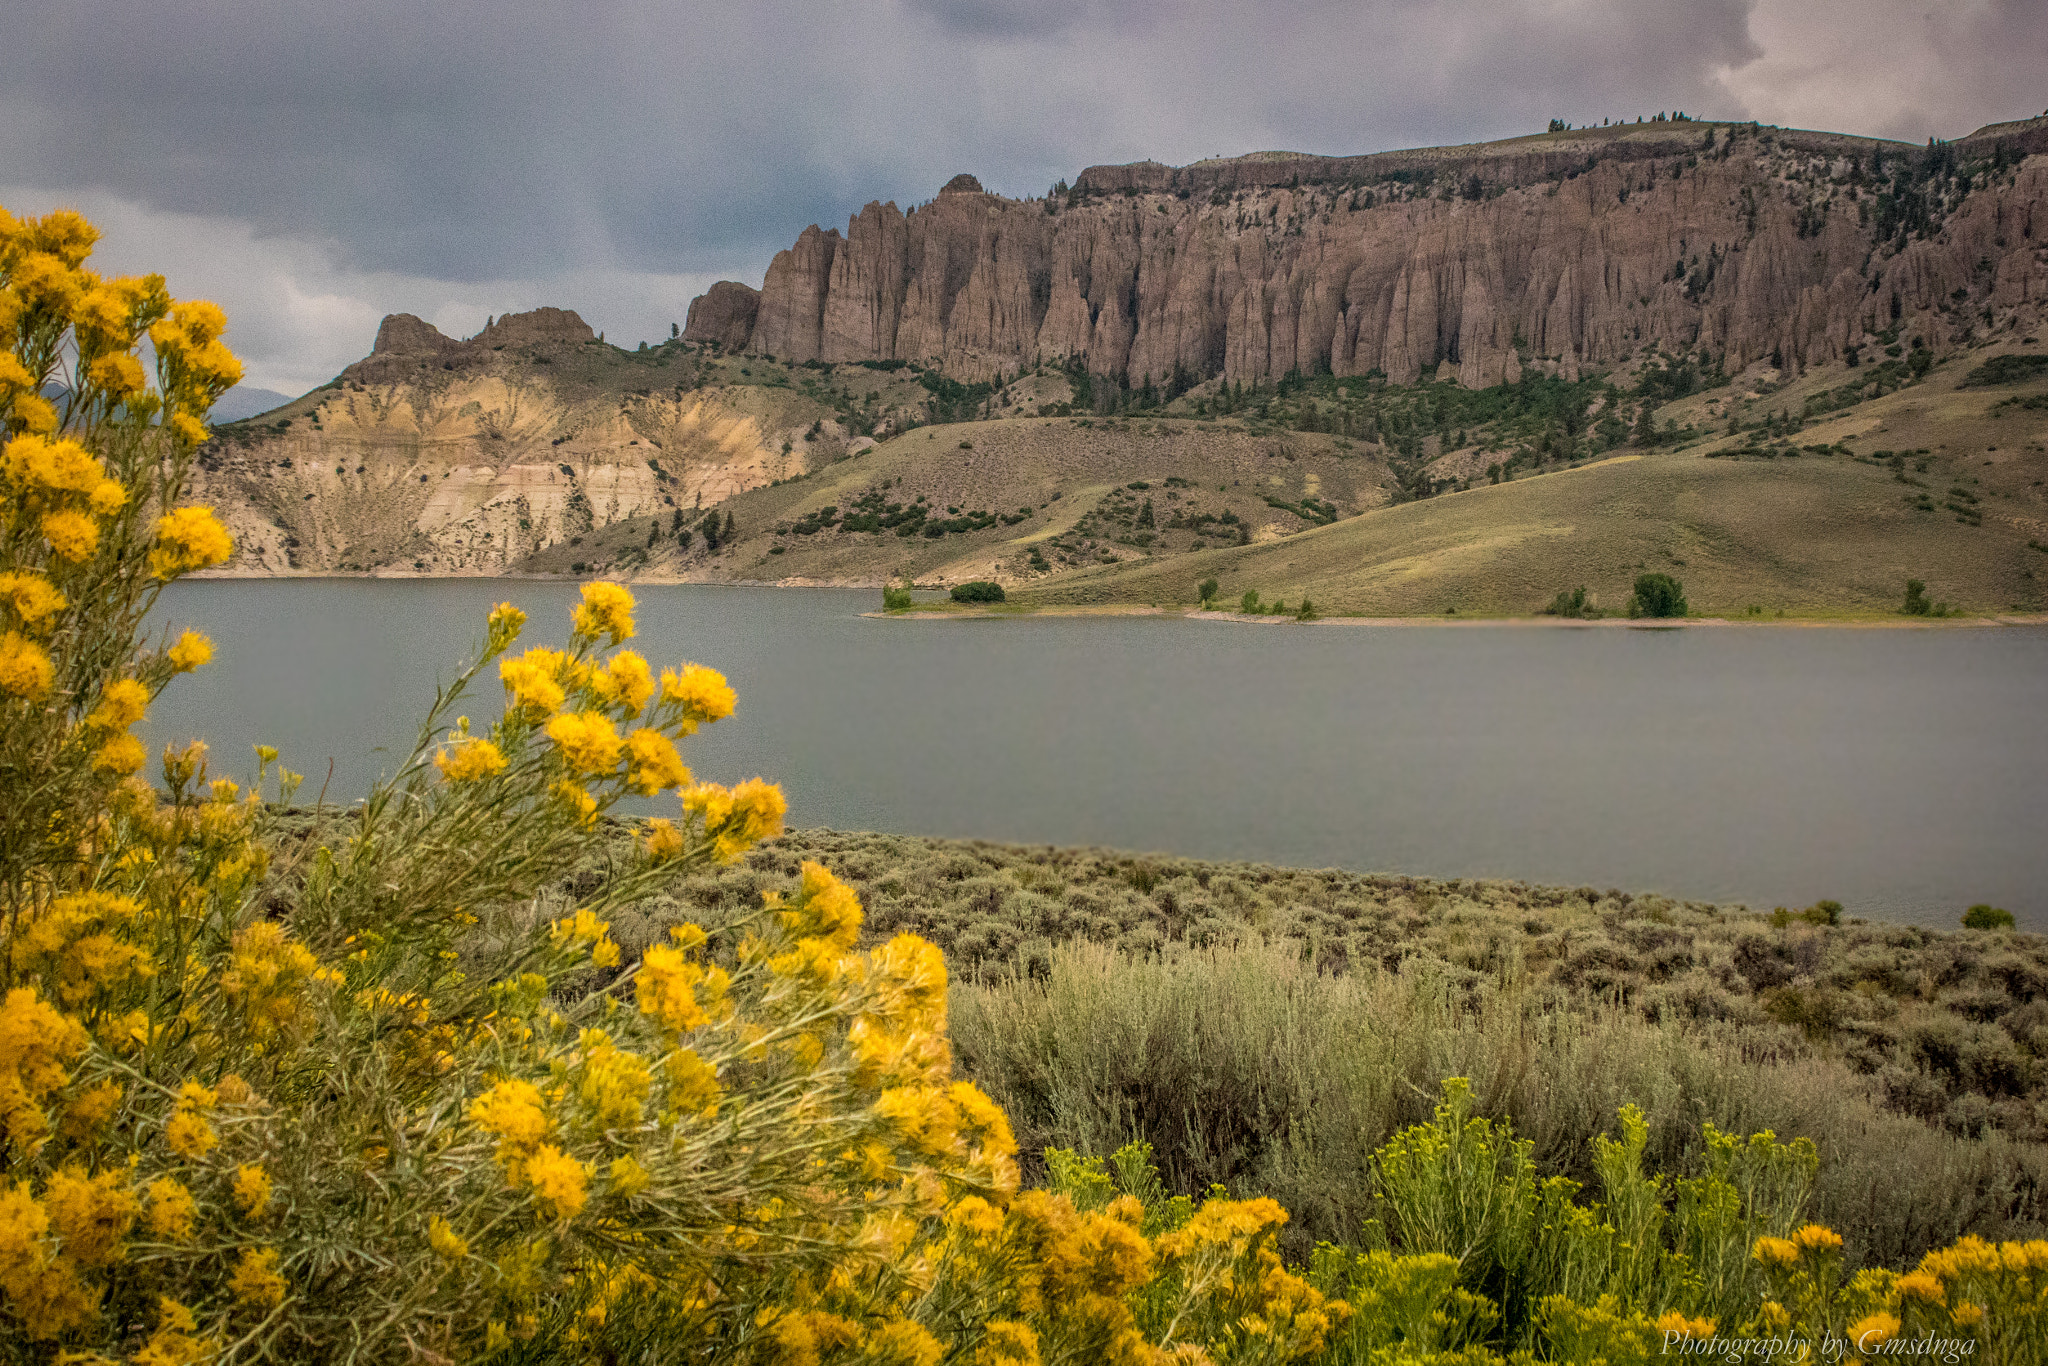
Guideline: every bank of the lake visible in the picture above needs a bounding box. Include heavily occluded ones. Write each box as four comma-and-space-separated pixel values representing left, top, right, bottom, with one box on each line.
145, 580, 2048, 931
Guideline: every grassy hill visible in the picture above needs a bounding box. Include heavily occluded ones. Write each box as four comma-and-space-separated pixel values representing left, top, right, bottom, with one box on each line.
1010, 345, 2048, 618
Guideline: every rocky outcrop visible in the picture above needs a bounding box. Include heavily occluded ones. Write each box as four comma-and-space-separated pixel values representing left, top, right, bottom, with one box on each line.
473, 307, 594, 347
372, 313, 461, 354
683, 282, 760, 350
699, 117, 2048, 386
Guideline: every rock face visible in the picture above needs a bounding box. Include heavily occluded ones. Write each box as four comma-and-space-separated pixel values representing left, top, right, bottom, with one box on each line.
193, 321, 854, 577
372, 313, 460, 355
699, 117, 2048, 385
682, 282, 760, 350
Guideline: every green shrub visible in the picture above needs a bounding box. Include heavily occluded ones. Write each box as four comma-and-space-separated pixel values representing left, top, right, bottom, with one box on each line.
1627, 573, 1687, 618
1198, 577, 1220, 606
882, 580, 915, 610
1961, 353, 2048, 387
1903, 578, 1933, 615
950, 580, 1006, 603
1965, 904, 2017, 930
1543, 586, 1599, 619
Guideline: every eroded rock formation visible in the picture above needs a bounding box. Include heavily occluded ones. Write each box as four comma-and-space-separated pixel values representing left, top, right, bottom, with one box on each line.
700, 117, 2048, 385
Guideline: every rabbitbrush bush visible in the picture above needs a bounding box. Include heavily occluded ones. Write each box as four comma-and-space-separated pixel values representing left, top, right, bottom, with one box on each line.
4, 204, 2048, 1365
0, 208, 1348, 1364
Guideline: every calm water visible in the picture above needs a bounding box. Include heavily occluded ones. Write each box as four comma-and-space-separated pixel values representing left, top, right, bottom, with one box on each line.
143, 581, 2048, 931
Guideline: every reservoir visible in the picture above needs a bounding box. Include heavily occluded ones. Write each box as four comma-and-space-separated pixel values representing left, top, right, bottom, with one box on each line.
146, 580, 2048, 931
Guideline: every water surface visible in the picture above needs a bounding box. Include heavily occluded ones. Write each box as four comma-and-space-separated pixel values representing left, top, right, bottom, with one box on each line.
145, 581, 2048, 931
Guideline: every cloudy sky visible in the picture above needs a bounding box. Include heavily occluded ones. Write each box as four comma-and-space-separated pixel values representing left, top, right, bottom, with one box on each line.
5, 0, 2043, 394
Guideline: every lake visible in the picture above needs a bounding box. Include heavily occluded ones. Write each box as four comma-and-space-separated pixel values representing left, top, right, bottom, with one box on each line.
144, 580, 2048, 932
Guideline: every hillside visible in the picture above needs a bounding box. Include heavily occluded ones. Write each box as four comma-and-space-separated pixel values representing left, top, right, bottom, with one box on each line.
1021, 343, 2048, 616
190, 113, 2048, 607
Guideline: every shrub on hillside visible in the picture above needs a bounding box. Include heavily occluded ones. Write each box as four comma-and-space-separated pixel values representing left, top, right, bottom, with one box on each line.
1966, 904, 2018, 930
1628, 572, 1688, 618
951, 579, 1006, 603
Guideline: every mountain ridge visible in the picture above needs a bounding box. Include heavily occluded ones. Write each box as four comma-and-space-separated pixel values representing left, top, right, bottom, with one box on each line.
689, 115, 2048, 392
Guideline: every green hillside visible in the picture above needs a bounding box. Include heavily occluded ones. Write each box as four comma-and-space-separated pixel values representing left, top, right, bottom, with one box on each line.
1015, 347, 2048, 618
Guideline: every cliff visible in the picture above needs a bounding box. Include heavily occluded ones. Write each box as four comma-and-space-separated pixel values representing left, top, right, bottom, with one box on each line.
690, 116, 2048, 387
189, 313, 890, 576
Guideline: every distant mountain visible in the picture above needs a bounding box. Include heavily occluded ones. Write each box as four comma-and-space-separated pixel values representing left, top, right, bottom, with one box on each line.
209, 386, 295, 422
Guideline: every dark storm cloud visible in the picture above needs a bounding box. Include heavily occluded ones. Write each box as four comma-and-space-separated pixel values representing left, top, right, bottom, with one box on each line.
3, 0, 2041, 390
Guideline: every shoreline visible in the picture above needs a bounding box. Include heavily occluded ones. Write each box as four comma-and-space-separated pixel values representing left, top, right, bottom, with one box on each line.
182, 573, 2048, 629
867, 604, 2048, 628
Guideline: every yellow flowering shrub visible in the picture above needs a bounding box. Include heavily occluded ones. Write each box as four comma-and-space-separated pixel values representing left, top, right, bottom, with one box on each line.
4, 204, 1368, 1366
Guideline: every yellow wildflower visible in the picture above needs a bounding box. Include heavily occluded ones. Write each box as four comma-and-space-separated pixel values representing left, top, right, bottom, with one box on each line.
608, 1154, 652, 1197
546, 710, 624, 774
165, 1110, 216, 1159
86, 349, 145, 398
0, 631, 55, 700
571, 581, 636, 644
228, 1246, 286, 1307
868, 1321, 944, 1366
61, 1080, 122, 1139
1655, 1310, 1714, 1341
147, 507, 234, 578
88, 677, 149, 730
1753, 1235, 1800, 1267
10, 890, 148, 1006
166, 630, 212, 672
41, 508, 99, 562
470, 1078, 550, 1155
487, 600, 527, 648
2, 432, 104, 498
551, 908, 620, 967
1850, 1312, 1899, 1350
1894, 1270, 1945, 1304
1793, 1223, 1843, 1254
92, 733, 147, 776
577, 1032, 651, 1128
45, 1165, 138, 1265
595, 650, 654, 711
139, 1297, 212, 1366
661, 662, 736, 730
666, 1048, 722, 1117
973, 1321, 1041, 1366
625, 727, 689, 794
427, 1215, 469, 1262
784, 861, 864, 949
233, 1164, 272, 1219
434, 737, 506, 783
0, 987, 91, 1150
145, 1178, 197, 1241
0, 573, 66, 634
218, 922, 319, 1043
523, 1144, 589, 1219
683, 776, 786, 862
637, 944, 710, 1033
640, 817, 685, 862
500, 647, 570, 715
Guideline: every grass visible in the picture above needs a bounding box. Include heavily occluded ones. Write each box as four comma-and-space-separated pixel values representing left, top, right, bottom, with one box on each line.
570, 826, 2048, 1269
703, 414, 1386, 587
1018, 401, 2047, 617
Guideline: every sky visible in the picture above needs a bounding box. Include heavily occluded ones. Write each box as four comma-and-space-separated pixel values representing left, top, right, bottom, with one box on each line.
4, 0, 2043, 394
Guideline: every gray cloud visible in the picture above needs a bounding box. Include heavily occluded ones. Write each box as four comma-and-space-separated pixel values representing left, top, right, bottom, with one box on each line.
4, 0, 2041, 392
